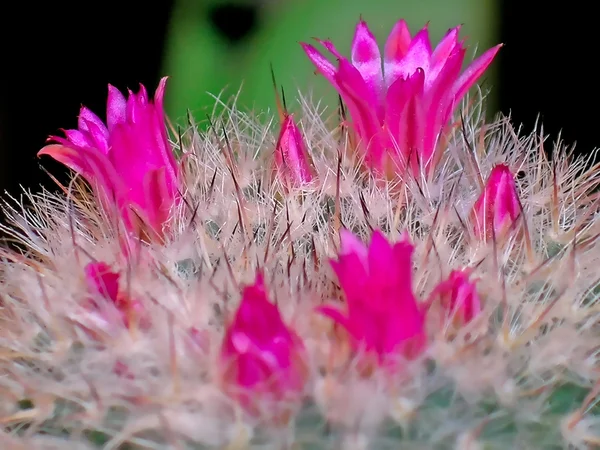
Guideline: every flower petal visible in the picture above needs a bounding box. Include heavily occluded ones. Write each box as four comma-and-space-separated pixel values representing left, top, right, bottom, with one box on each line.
385, 68, 426, 171
85, 262, 119, 301
421, 46, 466, 165
316, 305, 352, 331
38, 144, 92, 179
107, 85, 127, 132
384, 19, 412, 87
330, 254, 369, 304
141, 166, 177, 238
315, 38, 344, 59
387, 26, 432, 85
301, 42, 341, 89
78, 107, 108, 140
339, 229, 368, 261
351, 19, 383, 101
62, 129, 95, 150
153, 77, 178, 176
427, 26, 462, 87
80, 118, 110, 153
335, 58, 386, 167
452, 44, 502, 104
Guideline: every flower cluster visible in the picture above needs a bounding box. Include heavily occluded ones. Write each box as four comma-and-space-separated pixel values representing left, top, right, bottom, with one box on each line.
212, 228, 486, 416
34, 16, 513, 422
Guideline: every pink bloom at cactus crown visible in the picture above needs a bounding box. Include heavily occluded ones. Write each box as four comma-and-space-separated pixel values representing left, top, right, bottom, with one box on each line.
273, 114, 315, 186
430, 269, 481, 325
84, 262, 146, 329
302, 19, 501, 174
471, 164, 521, 240
38, 78, 179, 240
85, 262, 119, 304
318, 230, 426, 364
220, 273, 308, 414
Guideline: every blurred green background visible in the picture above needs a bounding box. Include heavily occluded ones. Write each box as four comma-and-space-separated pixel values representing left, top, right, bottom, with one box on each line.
163, 0, 499, 124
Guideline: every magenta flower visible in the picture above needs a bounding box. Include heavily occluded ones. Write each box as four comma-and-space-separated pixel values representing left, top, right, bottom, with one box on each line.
85, 262, 120, 304
39, 78, 180, 242
219, 272, 308, 418
318, 230, 426, 369
430, 269, 481, 327
470, 164, 521, 240
302, 19, 501, 176
273, 114, 315, 187
84, 262, 146, 329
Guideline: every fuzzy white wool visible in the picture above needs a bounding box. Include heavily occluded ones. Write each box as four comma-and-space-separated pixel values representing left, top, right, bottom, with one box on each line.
0, 92, 600, 448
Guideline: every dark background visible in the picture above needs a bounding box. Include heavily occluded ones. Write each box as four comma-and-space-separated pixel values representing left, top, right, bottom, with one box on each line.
0, 1, 595, 195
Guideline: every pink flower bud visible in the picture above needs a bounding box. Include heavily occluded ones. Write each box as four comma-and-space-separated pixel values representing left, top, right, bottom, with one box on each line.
273, 114, 315, 187
471, 164, 521, 240
430, 269, 481, 327
219, 273, 308, 419
84, 262, 148, 330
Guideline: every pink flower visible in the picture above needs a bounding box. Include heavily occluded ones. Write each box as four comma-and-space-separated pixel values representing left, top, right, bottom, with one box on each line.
39, 78, 180, 243
470, 164, 521, 240
429, 269, 481, 327
84, 262, 146, 329
219, 273, 308, 419
302, 19, 501, 176
318, 230, 426, 369
273, 114, 315, 187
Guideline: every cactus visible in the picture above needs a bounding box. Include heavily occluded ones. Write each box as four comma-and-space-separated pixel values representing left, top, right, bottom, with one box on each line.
2, 16, 600, 450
